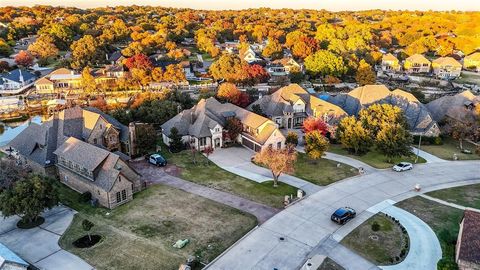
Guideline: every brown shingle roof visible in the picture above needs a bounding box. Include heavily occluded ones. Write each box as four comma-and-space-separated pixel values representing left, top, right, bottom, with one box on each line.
406, 54, 431, 64
458, 210, 480, 264
432, 57, 462, 67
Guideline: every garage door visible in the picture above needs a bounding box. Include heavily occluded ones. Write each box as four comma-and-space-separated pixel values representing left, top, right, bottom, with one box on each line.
242, 137, 255, 150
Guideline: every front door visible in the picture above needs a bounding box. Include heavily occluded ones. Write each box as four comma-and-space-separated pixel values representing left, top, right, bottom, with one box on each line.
287, 118, 292, 129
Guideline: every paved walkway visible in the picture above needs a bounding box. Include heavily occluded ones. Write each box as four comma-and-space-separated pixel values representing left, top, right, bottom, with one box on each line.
309, 236, 380, 270
0, 206, 93, 270
295, 146, 375, 174
420, 194, 480, 213
380, 205, 442, 270
132, 161, 279, 224
208, 147, 322, 195
206, 160, 480, 270
410, 147, 447, 163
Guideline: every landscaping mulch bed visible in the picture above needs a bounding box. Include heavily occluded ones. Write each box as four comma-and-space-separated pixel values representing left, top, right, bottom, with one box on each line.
17, 217, 45, 229
73, 235, 102, 248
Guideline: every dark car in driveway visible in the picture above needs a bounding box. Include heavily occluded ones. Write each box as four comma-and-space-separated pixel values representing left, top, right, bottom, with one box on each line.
147, 153, 167, 167
331, 207, 356, 225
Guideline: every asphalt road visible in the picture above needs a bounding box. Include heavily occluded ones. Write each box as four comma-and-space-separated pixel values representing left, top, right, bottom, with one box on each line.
206, 160, 480, 270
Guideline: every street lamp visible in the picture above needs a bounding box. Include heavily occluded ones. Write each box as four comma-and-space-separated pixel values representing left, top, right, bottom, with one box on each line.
414, 130, 424, 164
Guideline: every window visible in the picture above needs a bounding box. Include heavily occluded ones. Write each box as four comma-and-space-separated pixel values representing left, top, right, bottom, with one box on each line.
64, 175, 68, 182
93, 138, 97, 144
116, 192, 121, 203
122, 190, 127, 201
199, 137, 207, 146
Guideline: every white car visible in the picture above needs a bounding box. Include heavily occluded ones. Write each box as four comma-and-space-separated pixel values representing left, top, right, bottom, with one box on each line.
393, 162, 413, 172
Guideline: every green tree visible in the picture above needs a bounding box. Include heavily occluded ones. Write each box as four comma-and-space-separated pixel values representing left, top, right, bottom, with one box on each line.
251, 104, 265, 117
135, 124, 157, 155
81, 67, 97, 94
285, 131, 299, 146
355, 59, 376, 86
304, 130, 329, 160
82, 219, 94, 242
304, 50, 346, 78
209, 54, 248, 83
359, 104, 407, 137
0, 175, 58, 224
337, 116, 372, 155
169, 127, 184, 153
375, 123, 413, 163
70, 35, 103, 70
28, 35, 59, 63
262, 38, 283, 59
44, 24, 74, 50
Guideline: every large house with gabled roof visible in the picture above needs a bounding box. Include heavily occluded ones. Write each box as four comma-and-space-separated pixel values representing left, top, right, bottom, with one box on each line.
432, 57, 462, 79
247, 84, 348, 129
161, 97, 286, 152
7, 106, 144, 209
0, 68, 37, 91
326, 84, 441, 137
381, 53, 401, 72
404, 54, 431, 73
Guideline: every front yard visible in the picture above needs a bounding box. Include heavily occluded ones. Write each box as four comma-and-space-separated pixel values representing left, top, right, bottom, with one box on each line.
293, 153, 357, 186
58, 183, 257, 270
419, 137, 479, 160
396, 196, 463, 269
158, 148, 297, 208
427, 184, 480, 210
329, 144, 426, 169
341, 213, 409, 265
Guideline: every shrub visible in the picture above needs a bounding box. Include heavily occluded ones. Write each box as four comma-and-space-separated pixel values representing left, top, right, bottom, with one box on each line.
371, 221, 380, 231
285, 131, 299, 146
437, 258, 459, 270
79, 191, 92, 203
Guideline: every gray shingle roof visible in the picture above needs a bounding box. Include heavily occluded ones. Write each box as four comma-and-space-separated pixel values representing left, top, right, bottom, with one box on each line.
54, 137, 126, 192
327, 85, 439, 133
84, 107, 129, 142
1, 68, 36, 83
162, 97, 276, 144
426, 91, 479, 122
8, 120, 58, 167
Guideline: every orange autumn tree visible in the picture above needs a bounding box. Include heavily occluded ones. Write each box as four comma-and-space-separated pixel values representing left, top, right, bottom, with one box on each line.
253, 145, 297, 187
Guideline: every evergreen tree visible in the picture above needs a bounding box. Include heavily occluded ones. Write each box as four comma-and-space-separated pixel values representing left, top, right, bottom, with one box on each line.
169, 127, 184, 153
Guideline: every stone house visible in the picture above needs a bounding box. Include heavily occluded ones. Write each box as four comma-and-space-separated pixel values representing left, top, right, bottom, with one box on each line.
54, 137, 143, 209
161, 97, 286, 152
432, 57, 462, 79
456, 210, 480, 270
8, 106, 136, 175
404, 54, 431, 73
327, 85, 441, 137
247, 84, 347, 129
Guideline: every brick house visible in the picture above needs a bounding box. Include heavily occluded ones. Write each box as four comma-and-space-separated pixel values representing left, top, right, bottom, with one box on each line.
456, 210, 480, 270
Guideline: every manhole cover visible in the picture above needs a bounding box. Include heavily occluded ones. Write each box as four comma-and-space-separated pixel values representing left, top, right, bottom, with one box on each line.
369, 235, 379, 241
279, 237, 285, 241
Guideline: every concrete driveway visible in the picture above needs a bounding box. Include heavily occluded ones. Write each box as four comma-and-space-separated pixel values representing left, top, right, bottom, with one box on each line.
206, 160, 480, 270
0, 206, 93, 270
208, 146, 322, 194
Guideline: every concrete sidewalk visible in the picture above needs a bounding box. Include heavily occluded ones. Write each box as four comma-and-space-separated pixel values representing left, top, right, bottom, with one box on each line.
0, 206, 93, 270
380, 206, 442, 270
206, 160, 480, 270
410, 147, 447, 163
208, 147, 322, 195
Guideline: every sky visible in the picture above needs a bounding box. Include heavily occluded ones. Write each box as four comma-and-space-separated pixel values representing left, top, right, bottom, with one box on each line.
2, 0, 480, 11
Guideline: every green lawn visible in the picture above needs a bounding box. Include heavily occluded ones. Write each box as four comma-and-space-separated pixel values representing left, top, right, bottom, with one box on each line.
341, 213, 409, 265
456, 72, 480, 85
419, 137, 479, 160
427, 184, 480, 209
293, 153, 357, 186
396, 196, 463, 269
58, 182, 257, 270
158, 148, 297, 208
329, 144, 426, 169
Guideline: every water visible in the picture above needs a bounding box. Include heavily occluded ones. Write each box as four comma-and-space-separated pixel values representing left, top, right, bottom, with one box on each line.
0, 115, 45, 147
